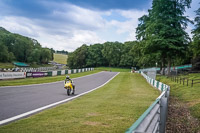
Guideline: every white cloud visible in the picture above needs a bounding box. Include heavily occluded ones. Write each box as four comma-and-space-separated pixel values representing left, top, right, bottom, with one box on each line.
106, 10, 147, 41
0, 16, 40, 37
0, 2, 147, 51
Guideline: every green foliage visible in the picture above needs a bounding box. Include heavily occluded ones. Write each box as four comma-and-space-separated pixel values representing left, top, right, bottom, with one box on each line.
86, 43, 105, 67
0, 43, 9, 62
67, 44, 88, 68
135, 0, 192, 73
102, 42, 122, 67
56, 50, 68, 55
0, 27, 54, 64
67, 41, 137, 69
191, 4, 200, 70
119, 41, 135, 67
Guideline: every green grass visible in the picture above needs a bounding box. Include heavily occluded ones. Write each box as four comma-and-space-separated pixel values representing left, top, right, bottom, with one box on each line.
53, 53, 68, 64
30, 63, 54, 68
0, 70, 101, 86
96, 67, 131, 72
0, 73, 160, 133
0, 63, 14, 69
157, 73, 200, 121
0, 62, 53, 69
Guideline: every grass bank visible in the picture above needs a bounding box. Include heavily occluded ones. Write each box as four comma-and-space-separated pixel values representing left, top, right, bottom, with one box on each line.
96, 67, 131, 72
0, 72, 160, 133
0, 70, 101, 86
157, 73, 200, 132
157, 73, 200, 119
0, 63, 14, 69
53, 53, 68, 64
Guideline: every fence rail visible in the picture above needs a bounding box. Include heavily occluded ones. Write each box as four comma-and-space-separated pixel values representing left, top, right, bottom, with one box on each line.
171, 76, 200, 87
126, 71, 170, 133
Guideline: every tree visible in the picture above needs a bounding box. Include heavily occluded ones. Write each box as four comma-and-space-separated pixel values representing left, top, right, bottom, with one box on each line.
191, 3, 200, 70
86, 44, 105, 67
67, 44, 88, 68
102, 42, 122, 67
40, 48, 53, 64
28, 48, 41, 63
136, 0, 192, 75
0, 44, 9, 62
119, 41, 135, 67
0, 27, 54, 64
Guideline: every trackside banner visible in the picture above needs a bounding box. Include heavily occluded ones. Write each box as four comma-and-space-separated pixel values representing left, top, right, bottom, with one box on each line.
26, 72, 48, 78
0, 72, 26, 80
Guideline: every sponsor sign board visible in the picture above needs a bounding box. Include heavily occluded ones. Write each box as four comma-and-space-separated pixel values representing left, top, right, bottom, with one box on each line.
26, 72, 48, 78
0, 72, 26, 80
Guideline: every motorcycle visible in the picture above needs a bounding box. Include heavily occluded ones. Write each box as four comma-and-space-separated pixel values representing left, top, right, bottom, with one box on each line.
64, 81, 75, 96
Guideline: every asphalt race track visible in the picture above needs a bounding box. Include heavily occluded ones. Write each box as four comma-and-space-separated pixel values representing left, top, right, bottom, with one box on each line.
0, 71, 118, 124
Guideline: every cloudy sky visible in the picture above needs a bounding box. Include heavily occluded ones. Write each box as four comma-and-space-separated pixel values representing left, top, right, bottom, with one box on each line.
0, 0, 199, 51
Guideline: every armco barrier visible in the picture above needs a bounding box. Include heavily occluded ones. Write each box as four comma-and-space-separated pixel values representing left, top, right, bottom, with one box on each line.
126, 72, 170, 133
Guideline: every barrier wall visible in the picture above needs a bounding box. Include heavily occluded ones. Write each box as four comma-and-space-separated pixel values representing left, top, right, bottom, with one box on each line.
36, 68, 93, 77
0, 72, 26, 79
0, 68, 94, 79
0, 67, 57, 72
126, 71, 170, 133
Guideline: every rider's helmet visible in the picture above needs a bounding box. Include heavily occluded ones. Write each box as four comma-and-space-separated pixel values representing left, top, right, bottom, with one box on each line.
66, 76, 70, 79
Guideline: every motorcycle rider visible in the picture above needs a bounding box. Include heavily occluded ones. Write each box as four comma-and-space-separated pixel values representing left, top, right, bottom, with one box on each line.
65, 76, 75, 93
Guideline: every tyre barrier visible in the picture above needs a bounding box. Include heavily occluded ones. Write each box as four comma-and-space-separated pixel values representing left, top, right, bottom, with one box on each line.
126, 71, 170, 133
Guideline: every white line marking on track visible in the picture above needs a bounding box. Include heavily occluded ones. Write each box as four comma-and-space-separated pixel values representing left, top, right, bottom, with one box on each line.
0, 72, 120, 125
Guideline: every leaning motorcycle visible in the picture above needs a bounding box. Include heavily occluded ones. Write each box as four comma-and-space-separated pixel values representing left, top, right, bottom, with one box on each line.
64, 81, 75, 96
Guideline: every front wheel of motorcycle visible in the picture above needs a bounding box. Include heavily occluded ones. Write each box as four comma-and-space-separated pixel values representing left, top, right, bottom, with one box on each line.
67, 89, 71, 96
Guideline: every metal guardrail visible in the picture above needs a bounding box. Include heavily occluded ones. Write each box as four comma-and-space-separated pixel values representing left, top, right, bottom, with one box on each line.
139, 64, 192, 72
126, 72, 170, 133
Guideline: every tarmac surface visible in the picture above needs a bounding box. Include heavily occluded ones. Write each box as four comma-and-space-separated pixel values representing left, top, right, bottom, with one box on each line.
0, 71, 118, 124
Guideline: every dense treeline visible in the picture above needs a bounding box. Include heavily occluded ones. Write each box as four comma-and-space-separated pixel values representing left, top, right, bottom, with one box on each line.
56, 50, 68, 55
0, 27, 54, 64
67, 41, 138, 69
68, 0, 200, 72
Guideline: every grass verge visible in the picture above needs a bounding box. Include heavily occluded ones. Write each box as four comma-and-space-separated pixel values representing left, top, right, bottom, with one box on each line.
96, 67, 131, 72
0, 70, 101, 87
0, 63, 14, 69
0, 72, 160, 133
157, 73, 200, 132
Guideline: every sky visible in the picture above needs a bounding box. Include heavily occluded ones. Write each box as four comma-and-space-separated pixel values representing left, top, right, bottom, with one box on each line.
0, 0, 199, 52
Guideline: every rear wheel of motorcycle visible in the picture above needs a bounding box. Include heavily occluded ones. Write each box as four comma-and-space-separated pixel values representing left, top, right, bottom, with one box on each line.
67, 89, 71, 96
